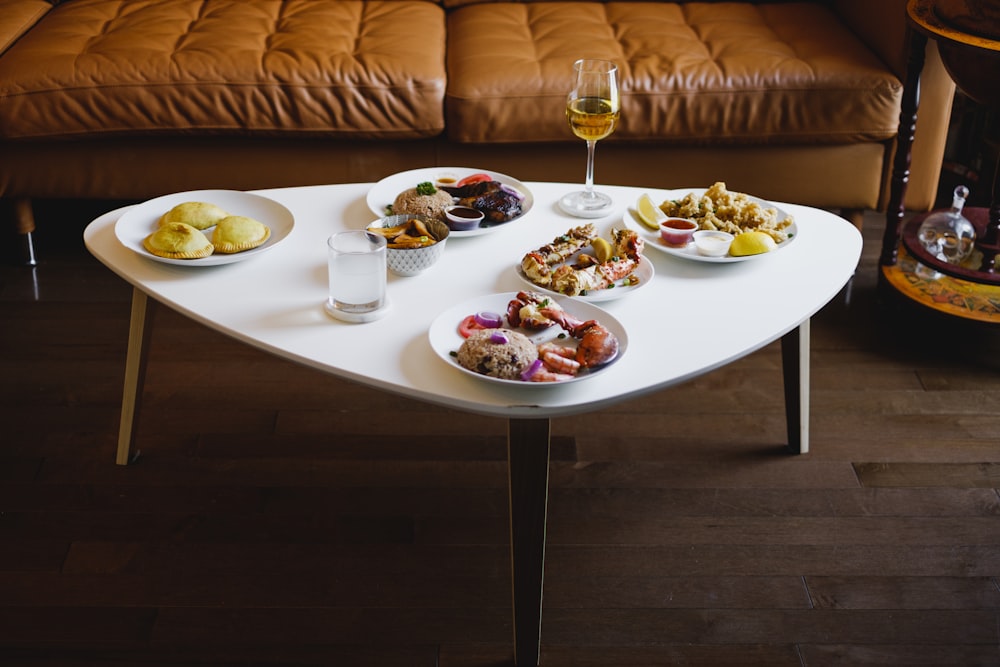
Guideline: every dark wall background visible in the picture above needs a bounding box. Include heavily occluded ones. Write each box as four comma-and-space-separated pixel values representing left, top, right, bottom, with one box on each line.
937, 90, 999, 209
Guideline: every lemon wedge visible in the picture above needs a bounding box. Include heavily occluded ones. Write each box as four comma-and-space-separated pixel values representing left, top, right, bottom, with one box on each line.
635, 194, 667, 230
591, 237, 613, 263
729, 231, 777, 256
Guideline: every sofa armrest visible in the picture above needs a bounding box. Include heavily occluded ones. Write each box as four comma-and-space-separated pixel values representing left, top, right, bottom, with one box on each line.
832, 0, 956, 211
832, 0, 910, 76
0, 1, 52, 54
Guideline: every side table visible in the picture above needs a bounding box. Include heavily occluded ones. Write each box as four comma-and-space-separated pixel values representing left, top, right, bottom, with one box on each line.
882, 244, 1000, 324
879, 0, 1000, 322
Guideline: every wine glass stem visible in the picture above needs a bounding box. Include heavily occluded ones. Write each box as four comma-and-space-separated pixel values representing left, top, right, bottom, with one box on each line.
584, 140, 596, 199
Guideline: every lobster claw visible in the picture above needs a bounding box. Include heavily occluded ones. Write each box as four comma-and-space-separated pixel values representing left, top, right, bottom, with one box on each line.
538, 308, 619, 368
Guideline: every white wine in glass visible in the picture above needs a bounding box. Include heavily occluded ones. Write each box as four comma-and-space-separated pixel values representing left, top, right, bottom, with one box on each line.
559, 59, 620, 218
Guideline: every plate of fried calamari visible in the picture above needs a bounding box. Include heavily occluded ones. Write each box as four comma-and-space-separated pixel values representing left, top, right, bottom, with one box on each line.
115, 189, 294, 266
514, 223, 654, 301
367, 167, 534, 237
623, 182, 797, 263
429, 291, 628, 385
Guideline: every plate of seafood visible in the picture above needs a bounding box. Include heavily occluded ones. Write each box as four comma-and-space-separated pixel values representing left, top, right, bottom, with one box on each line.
514, 223, 653, 301
428, 290, 628, 386
514, 258, 653, 302
367, 167, 533, 237
514, 223, 654, 301
623, 182, 797, 263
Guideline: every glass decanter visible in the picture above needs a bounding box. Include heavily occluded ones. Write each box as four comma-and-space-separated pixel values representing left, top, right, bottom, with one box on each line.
917, 185, 976, 265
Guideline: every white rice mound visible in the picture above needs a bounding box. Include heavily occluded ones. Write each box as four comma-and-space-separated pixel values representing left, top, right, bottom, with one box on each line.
457, 329, 538, 380
393, 187, 454, 220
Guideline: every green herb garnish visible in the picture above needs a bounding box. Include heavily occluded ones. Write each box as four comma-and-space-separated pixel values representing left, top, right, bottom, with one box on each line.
416, 181, 436, 196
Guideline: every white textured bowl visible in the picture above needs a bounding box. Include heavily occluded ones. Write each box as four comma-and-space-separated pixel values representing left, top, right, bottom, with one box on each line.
368, 214, 449, 276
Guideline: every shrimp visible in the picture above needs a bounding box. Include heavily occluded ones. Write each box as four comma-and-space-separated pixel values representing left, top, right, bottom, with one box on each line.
538, 342, 581, 375
526, 368, 576, 382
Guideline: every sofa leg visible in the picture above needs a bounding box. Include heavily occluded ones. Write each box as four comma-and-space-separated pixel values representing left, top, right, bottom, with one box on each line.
840, 208, 864, 231
12, 198, 38, 266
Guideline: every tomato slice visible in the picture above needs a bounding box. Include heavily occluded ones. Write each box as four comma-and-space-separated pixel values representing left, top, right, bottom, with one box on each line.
458, 314, 488, 338
456, 173, 493, 188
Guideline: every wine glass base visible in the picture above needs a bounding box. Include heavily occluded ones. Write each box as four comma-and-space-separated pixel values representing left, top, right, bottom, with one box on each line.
558, 190, 615, 219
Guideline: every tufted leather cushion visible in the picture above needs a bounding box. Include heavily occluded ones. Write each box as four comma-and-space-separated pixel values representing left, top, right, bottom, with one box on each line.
0, 0, 447, 140
1, 1, 52, 52
446, 1, 902, 145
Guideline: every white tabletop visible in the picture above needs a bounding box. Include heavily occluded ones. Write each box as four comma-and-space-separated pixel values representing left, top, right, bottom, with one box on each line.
84, 181, 862, 419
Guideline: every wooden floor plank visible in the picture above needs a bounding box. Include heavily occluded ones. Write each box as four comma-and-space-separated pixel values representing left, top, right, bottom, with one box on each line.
855, 461, 1000, 487
805, 575, 1000, 610
799, 644, 1000, 666
546, 544, 1000, 577
0, 645, 440, 667
444, 644, 804, 667
539, 608, 1000, 645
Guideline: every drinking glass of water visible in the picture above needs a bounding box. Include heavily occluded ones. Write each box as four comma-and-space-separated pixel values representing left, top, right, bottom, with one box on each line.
325, 230, 388, 322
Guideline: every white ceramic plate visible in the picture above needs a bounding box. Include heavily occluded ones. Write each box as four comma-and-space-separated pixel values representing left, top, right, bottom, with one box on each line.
428, 292, 628, 387
514, 255, 654, 302
116, 189, 294, 266
367, 167, 533, 237
622, 190, 798, 263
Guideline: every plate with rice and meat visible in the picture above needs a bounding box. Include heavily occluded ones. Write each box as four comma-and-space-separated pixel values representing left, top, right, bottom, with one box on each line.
428, 291, 628, 386
368, 167, 534, 237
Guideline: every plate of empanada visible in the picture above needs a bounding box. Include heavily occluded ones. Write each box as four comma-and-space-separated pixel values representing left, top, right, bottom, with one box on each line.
116, 189, 294, 266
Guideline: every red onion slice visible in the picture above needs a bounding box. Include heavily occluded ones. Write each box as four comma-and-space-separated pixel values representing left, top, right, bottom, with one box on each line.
500, 184, 525, 200
475, 311, 503, 328
519, 358, 544, 381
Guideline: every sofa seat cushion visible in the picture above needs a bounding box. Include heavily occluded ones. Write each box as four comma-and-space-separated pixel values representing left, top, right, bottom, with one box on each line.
446, 1, 902, 145
0, 0, 446, 140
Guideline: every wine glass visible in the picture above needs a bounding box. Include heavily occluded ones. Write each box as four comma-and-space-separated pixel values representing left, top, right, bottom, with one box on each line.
559, 59, 620, 218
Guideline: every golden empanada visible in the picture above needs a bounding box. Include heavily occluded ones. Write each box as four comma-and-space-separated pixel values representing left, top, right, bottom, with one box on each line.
211, 215, 271, 254
159, 201, 229, 230
142, 222, 214, 259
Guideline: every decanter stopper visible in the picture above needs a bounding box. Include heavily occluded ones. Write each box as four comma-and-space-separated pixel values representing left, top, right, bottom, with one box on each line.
950, 185, 969, 217
917, 185, 976, 264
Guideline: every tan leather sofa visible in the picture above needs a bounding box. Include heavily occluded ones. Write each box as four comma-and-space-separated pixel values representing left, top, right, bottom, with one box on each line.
1, 0, 955, 261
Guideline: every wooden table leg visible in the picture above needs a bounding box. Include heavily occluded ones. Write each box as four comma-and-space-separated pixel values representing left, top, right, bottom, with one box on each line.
116, 287, 155, 465
780, 319, 810, 454
507, 418, 551, 666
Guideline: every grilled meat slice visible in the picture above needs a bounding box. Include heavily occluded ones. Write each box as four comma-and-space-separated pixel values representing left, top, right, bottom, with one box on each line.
440, 180, 524, 224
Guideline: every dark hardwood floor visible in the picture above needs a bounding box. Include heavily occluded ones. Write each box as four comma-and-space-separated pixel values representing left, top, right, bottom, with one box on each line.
1, 202, 998, 666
